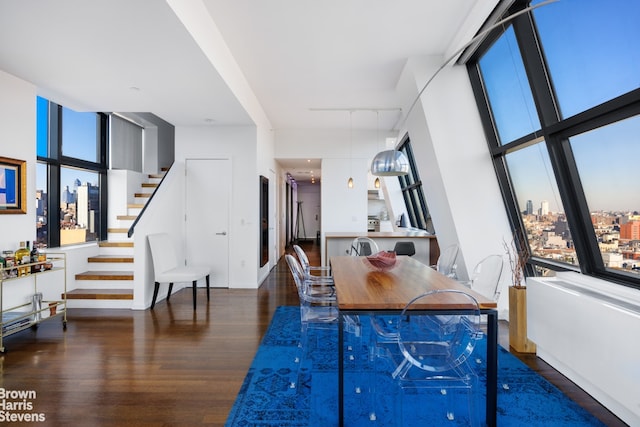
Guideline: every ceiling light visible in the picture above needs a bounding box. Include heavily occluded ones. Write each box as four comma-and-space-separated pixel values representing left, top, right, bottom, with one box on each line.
371, 150, 409, 176
371, 110, 409, 176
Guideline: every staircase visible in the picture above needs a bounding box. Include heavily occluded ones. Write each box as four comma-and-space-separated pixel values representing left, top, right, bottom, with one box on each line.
63, 172, 164, 308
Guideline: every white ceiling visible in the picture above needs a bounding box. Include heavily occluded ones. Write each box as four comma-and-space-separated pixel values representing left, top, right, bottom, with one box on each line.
0, 0, 491, 182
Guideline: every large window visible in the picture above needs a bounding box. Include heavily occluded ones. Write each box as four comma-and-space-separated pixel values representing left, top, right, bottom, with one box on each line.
36, 97, 108, 247
397, 136, 434, 233
468, 0, 640, 287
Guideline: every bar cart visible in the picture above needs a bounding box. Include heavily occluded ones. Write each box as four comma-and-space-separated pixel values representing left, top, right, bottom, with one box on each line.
0, 253, 67, 352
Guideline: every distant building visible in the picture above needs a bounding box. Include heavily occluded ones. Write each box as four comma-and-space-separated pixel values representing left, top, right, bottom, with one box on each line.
36, 189, 46, 217
620, 221, 640, 240
620, 214, 640, 225
526, 200, 533, 215
540, 200, 549, 216
77, 182, 100, 232
542, 230, 564, 248
62, 185, 76, 204
602, 252, 623, 268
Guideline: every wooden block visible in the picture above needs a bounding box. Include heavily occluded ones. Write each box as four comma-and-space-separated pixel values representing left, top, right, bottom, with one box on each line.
509, 286, 537, 353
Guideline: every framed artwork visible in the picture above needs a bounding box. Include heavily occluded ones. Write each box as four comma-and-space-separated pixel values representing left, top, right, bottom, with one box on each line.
0, 156, 27, 214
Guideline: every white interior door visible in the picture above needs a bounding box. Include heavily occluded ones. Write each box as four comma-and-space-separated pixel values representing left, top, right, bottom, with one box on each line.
185, 158, 230, 287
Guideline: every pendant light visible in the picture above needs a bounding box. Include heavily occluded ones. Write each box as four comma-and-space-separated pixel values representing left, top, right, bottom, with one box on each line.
370, 111, 409, 176
347, 111, 354, 188
371, 149, 410, 176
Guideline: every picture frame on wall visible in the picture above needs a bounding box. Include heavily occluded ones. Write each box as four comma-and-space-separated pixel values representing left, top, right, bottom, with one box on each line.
0, 156, 27, 214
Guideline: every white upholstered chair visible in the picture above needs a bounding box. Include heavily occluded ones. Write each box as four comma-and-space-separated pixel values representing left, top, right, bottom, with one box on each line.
147, 233, 210, 310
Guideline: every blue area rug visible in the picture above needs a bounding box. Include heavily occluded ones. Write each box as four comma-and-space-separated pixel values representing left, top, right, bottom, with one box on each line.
225, 306, 604, 426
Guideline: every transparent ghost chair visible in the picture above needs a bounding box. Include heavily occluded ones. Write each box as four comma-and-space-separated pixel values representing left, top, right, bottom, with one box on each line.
461, 254, 504, 303
284, 254, 338, 389
293, 244, 333, 281
349, 237, 379, 256
285, 254, 363, 396
432, 243, 460, 279
375, 290, 483, 426
292, 245, 361, 334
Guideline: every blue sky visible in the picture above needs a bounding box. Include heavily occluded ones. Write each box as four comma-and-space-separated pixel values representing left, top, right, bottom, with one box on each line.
36, 99, 100, 193
36, 0, 639, 213
481, 0, 639, 213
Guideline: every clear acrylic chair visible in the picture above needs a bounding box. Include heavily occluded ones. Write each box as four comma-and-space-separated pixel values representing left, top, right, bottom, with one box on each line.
462, 254, 504, 302
293, 244, 333, 280
284, 254, 338, 389
349, 237, 379, 256
433, 243, 460, 279
377, 290, 482, 425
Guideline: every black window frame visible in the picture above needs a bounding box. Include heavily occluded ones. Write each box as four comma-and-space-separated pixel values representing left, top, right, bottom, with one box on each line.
37, 97, 108, 248
466, 0, 640, 289
397, 135, 434, 233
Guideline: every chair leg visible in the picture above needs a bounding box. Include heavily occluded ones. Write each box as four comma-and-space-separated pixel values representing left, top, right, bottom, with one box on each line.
166, 283, 174, 301
151, 282, 160, 309
192, 280, 197, 310
206, 275, 210, 301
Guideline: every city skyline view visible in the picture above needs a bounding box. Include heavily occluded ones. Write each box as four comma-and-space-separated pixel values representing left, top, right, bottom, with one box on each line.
481, 0, 639, 214
36, 99, 102, 246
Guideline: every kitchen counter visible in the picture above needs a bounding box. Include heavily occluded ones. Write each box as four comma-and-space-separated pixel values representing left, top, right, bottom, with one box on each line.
323, 230, 439, 266
325, 230, 435, 239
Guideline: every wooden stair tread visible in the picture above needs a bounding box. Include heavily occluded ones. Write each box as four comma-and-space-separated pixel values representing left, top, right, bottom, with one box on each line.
148, 174, 164, 179
127, 203, 144, 209
64, 289, 133, 300
88, 255, 133, 263
117, 215, 137, 220
99, 241, 134, 248
76, 271, 134, 280
141, 183, 158, 188
107, 228, 128, 233
134, 193, 151, 198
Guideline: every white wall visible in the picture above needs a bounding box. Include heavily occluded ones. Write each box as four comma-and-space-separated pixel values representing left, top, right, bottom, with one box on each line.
0, 71, 37, 251
395, 56, 513, 317
175, 125, 264, 288
255, 125, 278, 281
107, 170, 145, 230
131, 163, 186, 309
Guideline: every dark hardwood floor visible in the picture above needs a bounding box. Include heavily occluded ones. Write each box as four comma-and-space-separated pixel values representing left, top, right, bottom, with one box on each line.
0, 241, 626, 426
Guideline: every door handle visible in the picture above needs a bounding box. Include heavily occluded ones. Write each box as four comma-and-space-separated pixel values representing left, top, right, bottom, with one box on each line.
216, 231, 227, 236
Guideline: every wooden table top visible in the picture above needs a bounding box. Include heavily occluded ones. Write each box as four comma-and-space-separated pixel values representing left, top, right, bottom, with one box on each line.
330, 255, 497, 311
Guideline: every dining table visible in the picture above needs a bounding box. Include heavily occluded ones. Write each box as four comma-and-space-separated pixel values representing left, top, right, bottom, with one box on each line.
330, 255, 498, 427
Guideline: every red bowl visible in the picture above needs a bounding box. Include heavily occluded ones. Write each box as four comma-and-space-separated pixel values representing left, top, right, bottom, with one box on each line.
366, 251, 397, 270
